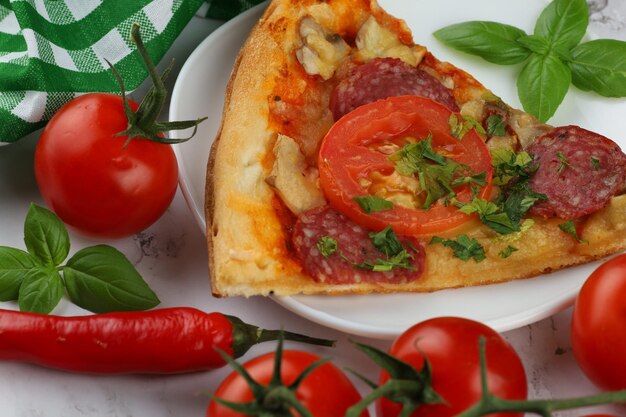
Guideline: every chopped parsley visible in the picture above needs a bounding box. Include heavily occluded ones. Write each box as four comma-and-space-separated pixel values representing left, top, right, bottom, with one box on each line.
559, 220, 588, 244
491, 148, 535, 186
556, 152, 572, 174
430, 234, 486, 262
316, 236, 338, 257
486, 114, 506, 137
498, 245, 518, 259
591, 157, 600, 171
449, 114, 486, 139
315, 227, 417, 272
353, 195, 394, 213
390, 135, 486, 209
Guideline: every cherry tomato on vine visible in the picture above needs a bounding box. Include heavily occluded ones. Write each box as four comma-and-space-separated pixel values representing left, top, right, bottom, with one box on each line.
35, 94, 178, 239
378, 317, 527, 417
207, 350, 368, 417
572, 253, 626, 390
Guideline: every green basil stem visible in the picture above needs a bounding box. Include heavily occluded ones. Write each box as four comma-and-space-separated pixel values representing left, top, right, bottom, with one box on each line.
456, 337, 626, 417
111, 23, 207, 145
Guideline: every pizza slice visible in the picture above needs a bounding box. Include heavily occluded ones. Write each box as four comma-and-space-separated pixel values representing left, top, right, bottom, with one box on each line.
206, 0, 626, 297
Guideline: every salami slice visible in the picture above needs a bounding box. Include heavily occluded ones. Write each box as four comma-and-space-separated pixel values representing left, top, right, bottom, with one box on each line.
528, 125, 626, 219
330, 57, 459, 120
292, 205, 425, 285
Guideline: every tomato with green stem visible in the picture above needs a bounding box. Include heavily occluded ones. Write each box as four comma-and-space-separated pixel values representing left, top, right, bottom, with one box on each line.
207, 337, 368, 417
572, 253, 626, 390
34, 23, 204, 239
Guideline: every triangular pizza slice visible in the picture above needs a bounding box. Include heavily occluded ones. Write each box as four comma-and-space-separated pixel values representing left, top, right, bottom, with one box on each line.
206, 0, 626, 296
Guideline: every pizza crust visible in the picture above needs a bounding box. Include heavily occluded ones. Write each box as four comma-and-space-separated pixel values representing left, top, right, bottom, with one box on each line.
206, 0, 626, 297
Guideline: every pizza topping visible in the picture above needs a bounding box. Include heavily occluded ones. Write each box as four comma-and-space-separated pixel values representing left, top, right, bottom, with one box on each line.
355, 16, 426, 67
558, 220, 588, 244
498, 245, 518, 258
319, 95, 493, 236
353, 195, 394, 213
330, 57, 459, 120
266, 134, 326, 215
293, 205, 425, 284
527, 125, 626, 219
429, 235, 486, 263
296, 16, 351, 80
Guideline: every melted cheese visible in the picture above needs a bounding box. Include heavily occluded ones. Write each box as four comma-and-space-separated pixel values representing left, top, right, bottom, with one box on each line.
355, 16, 425, 66
296, 17, 350, 80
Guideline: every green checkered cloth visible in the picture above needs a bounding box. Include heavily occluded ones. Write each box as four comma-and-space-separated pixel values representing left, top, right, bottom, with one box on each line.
0, 0, 264, 143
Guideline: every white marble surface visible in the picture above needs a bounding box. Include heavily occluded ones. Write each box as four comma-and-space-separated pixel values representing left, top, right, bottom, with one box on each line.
1, 1, 626, 416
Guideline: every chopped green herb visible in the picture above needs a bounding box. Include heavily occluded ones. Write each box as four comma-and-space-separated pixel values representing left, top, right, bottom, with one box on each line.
491, 148, 535, 186
390, 136, 485, 209
556, 152, 572, 174
449, 114, 486, 139
355, 250, 416, 272
486, 115, 506, 137
430, 235, 486, 262
591, 157, 600, 171
316, 236, 338, 257
559, 221, 588, 243
458, 198, 518, 234
369, 226, 404, 257
498, 245, 518, 258
353, 195, 394, 213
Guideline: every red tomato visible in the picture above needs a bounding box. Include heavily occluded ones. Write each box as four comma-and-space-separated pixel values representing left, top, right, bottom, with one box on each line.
378, 317, 527, 417
318, 95, 493, 235
207, 350, 368, 417
34, 94, 178, 239
571, 254, 626, 390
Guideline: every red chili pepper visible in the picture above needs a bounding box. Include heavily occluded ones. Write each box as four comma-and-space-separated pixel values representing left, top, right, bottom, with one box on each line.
0, 307, 334, 374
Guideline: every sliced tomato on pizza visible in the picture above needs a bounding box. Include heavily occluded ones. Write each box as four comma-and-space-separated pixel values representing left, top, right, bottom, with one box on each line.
206, 0, 626, 296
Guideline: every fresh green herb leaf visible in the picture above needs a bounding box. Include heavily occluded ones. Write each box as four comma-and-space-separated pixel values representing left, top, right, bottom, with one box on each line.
23, 203, 70, 267
390, 134, 446, 174
591, 157, 600, 170
451, 171, 487, 188
0, 247, 43, 301
458, 198, 518, 235
18, 267, 64, 314
433, 21, 531, 65
516, 34, 551, 56
556, 151, 572, 173
497, 219, 535, 243
430, 235, 486, 262
356, 250, 416, 272
559, 220, 588, 243
449, 114, 485, 140
316, 236, 338, 258
534, 0, 588, 51
517, 53, 571, 123
63, 245, 160, 313
491, 148, 535, 186
369, 227, 405, 257
568, 39, 626, 97
499, 245, 519, 259
353, 195, 394, 214
486, 115, 506, 137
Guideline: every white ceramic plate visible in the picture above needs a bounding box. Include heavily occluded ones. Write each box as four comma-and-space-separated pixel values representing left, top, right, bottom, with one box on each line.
170, 0, 626, 339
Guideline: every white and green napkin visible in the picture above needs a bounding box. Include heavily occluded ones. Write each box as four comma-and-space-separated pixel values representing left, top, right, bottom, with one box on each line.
0, 0, 264, 143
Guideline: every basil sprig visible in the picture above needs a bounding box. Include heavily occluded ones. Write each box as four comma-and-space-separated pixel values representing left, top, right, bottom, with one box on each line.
433, 0, 626, 122
0, 204, 160, 314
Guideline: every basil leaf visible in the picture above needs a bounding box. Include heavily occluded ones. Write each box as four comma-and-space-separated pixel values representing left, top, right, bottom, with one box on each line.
534, 0, 588, 50
0, 247, 43, 301
433, 21, 531, 65
517, 53, 571, 122
516, 34, 551, 56
18, 267, 64, 314
24, 204, 70, 267
63, 245, 160, 313
569, 39, 626, 97
353, 195, 394, 213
